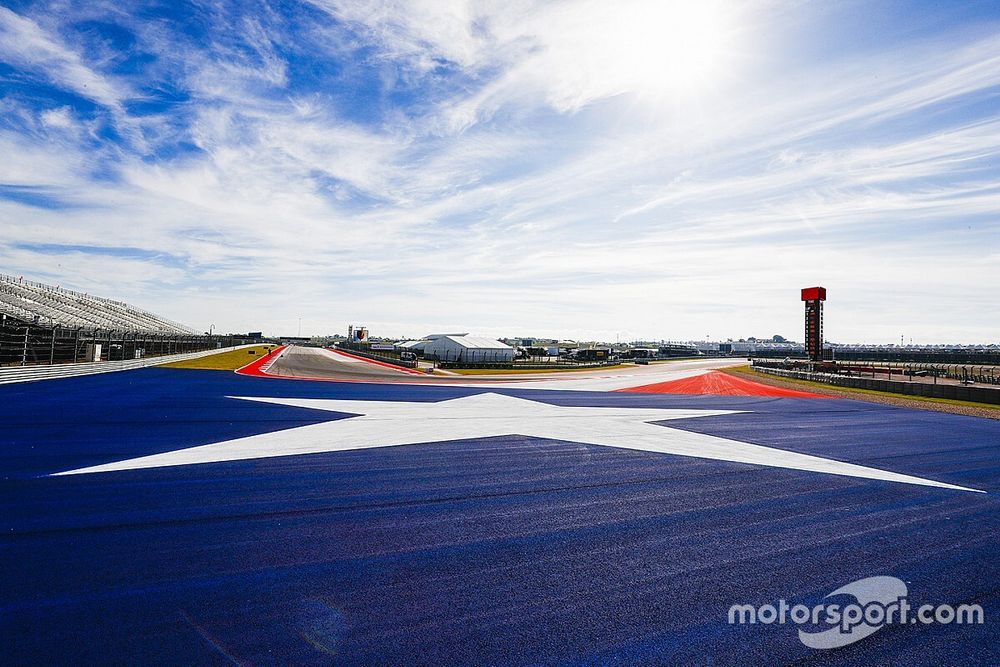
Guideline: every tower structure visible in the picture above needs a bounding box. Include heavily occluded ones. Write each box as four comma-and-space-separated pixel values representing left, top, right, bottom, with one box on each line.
801, 287, 826, 361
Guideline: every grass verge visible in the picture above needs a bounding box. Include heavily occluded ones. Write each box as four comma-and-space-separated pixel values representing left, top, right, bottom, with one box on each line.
159, 345, 279, 370
723, 365, 1000, 413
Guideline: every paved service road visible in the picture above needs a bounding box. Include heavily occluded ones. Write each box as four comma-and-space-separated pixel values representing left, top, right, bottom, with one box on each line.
266, 346, 743, 390
265, 346, 415, 380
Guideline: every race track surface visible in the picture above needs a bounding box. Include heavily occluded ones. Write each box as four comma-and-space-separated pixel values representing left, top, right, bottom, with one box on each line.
2, 368, 999, 665
264, 346, 743, 391
265, 346, 416, 380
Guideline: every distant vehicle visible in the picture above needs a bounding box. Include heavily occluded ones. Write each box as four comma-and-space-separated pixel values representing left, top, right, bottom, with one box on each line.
575, 348, 612, 362
399, 351, 417, 362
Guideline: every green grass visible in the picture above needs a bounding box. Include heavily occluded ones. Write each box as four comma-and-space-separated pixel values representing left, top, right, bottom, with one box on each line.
159, 345, 279, 370
724, 365, 1000, 412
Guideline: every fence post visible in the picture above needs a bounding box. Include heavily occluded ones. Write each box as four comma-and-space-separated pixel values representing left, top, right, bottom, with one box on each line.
49, 328, 56, 364
73, 329, 79, 363
21, 326, 29, 366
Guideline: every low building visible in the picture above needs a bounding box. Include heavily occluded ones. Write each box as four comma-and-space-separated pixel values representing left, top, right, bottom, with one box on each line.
658, 343, 702, 357
575, 347, 612, 362
423, 335, 515, 364
425, 332, 469, 340
394, 339, 429, 355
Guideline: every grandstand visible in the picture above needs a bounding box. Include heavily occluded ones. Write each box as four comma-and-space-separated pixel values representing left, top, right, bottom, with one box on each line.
0, 274, 196, 333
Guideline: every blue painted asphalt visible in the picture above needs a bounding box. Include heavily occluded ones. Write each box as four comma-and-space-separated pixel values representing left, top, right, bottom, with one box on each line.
1, 368, 998, 665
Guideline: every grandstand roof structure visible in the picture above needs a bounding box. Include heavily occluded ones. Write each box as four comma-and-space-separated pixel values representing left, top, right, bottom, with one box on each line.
0, 274, 197, 334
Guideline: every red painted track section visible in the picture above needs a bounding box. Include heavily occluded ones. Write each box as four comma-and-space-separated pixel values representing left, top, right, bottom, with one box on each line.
324, 348, 426, 375
234, 345, 288, 377
617, 370, 825, 398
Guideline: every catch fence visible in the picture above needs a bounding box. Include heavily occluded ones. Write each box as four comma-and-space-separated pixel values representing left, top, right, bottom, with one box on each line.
0, 319, 245, 367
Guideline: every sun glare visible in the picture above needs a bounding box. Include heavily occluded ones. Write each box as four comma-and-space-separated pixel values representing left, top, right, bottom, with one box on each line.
594, 0, 733, 97
640, 3, 728, 91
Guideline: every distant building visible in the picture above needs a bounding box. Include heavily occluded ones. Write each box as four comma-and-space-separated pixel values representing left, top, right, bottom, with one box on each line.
657, 343, 702, 357
395, 339, 429, 354
348, 325, 369, 342
575, 347, 612, 362
505, 337, 559, 347
425, 333, 469, 340
278, 336, 311, 344
423, 335, 515, 363
618, 347, 656, 359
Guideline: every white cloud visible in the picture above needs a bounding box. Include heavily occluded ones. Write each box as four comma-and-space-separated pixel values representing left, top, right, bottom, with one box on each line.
305, 0, 501, 70
0, 2, 998, 342
0, 7, 125, 109
39, 106, 75, 129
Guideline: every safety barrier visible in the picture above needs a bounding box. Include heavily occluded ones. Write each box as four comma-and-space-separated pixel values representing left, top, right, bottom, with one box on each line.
753, 359, 1000, 386
0, 344, 260, 385
436, 360, 623, 370
330, 345, 419, 369
753, 365, 1000, 406
0, 321, 251, 367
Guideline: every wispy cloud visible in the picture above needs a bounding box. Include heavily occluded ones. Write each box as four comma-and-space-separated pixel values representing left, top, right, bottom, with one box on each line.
0, 1, 997, 342
0, 7, 125, 109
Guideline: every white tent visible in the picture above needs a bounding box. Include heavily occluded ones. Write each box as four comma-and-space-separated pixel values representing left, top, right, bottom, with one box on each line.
395, 339, 429, 353
423, 335, 515, 363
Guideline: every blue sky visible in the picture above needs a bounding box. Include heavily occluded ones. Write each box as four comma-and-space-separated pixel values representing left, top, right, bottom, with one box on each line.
0, 0, 997, 342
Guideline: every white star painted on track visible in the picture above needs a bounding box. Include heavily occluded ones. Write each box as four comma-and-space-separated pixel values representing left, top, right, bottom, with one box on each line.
55, 393, 980, 492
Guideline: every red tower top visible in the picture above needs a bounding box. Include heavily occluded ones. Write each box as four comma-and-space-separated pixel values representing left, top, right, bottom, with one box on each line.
801, 286, 827, 301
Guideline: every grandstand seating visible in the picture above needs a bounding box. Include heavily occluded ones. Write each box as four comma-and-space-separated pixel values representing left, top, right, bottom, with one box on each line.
0, 274, 196, 333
